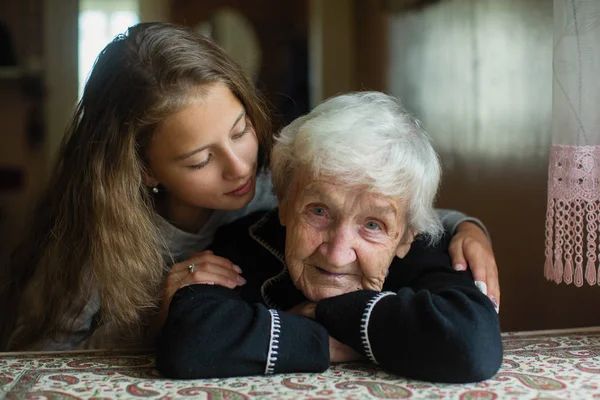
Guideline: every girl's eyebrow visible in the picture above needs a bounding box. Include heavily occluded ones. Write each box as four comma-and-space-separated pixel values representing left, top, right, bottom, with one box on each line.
175, 144, 211, 161
229, 111, 246, 132
174, 111, 246, 161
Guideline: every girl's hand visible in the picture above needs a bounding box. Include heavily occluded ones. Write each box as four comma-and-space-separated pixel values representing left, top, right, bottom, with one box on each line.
449, 222, 500, 312
164, 250, 245, 306
149, 251, 246, 338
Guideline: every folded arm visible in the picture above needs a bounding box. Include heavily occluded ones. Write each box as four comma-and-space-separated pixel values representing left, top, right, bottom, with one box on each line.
315, 239, 502, 383
156, 284, 330, 379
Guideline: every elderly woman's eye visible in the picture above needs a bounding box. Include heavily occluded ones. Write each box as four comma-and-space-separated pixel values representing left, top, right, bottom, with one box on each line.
310, 207, 327, 216
365, 221, 382, 231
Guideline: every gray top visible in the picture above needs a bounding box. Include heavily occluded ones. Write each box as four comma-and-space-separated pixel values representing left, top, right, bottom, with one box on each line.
157, 172, 278, 265
10, 171, 487, 351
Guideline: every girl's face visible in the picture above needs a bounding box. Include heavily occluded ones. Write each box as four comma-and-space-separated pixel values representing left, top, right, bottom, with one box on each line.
145, 83, 259, 223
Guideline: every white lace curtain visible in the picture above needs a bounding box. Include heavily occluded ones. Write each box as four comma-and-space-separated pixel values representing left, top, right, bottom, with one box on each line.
545, 0, 600, 286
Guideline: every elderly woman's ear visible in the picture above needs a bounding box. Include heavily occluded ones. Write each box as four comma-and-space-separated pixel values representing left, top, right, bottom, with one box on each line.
395, 229, 416, 258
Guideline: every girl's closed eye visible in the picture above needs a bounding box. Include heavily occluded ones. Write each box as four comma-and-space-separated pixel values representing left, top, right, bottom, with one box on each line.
189, 153, 212, 169
232, 124, 251, 140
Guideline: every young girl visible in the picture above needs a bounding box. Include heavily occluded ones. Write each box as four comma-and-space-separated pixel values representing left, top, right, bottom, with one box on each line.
0, 22, 498, 351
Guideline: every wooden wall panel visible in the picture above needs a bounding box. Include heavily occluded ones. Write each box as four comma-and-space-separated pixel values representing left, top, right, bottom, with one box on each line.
388, 0, 600, 331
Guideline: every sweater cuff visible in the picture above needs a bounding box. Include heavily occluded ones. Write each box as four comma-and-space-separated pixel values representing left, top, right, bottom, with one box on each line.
315, 290, 394, 360
271, 310, 330, 374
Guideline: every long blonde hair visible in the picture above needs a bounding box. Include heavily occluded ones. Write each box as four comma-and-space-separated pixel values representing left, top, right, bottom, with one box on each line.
0, 22, 271, 349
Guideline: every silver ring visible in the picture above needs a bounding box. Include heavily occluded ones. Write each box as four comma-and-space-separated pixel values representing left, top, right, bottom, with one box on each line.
188, 263, 195, 274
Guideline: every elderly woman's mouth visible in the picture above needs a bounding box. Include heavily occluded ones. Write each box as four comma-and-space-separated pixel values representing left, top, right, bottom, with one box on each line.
314, 266, 348, 278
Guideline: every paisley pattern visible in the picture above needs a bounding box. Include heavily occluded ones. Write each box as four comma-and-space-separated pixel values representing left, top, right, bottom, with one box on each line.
177, 387, 250, 399
48, 374, 79, 385
0, 375, 13, 385
493, 372, 566, 390
335, 381, 411, 398
0, 328, 599, 399
281, 376, 318, 390
459, 391, 498, 400
126, 383, 161, 397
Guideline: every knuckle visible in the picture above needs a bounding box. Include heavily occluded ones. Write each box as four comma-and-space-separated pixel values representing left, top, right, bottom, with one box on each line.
191, 271, 207, 280
463, 238, 477, 247
449, 237, 462, 246
198, 262, 212, 270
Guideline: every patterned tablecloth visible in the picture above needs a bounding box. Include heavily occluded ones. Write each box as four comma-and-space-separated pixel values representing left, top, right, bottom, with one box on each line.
1, 327, 599, 399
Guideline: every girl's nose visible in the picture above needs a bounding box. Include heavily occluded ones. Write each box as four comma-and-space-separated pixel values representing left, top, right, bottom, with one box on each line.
222, 149, 250, 180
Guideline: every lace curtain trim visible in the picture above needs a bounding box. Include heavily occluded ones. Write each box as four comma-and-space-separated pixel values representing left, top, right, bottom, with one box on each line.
545, 145, 600, 286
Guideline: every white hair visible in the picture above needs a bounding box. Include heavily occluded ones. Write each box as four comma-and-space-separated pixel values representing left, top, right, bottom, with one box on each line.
271, 91, 443, 242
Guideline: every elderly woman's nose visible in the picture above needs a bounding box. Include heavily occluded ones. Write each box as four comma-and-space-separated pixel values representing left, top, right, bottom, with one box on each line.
222, 148, 250, 180
318, 228, 357, 267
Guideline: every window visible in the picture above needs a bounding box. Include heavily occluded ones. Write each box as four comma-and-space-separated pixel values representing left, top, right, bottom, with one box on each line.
78, 0, 139, 95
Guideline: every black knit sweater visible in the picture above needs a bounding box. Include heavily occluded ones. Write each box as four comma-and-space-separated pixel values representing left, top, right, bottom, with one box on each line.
156, 209, 502, 382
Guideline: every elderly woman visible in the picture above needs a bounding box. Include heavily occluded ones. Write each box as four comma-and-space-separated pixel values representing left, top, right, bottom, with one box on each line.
156, 92, 502, 383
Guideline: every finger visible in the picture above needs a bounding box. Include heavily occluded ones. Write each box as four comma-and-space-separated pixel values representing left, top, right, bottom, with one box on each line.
463, 242, 487, 282
170, 269, 241, 292
169, 250, 215, 272
462, 244, 491, 299
172, 253, 241, 274
165, 268, 205, 297
190, 271, 242, 289
464, 245, 500, 313
469, 259, 487, 282
191, 263, 245, 286
190, 252, 241, 272
485, 261, 501, 313
168, 263, 245, 289
448, 239, 467, 271
170, 260, 199, 273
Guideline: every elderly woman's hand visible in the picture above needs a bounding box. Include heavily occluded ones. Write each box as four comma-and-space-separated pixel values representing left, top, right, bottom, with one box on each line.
329, 337, 362, 362
287, 300, 317, 319
148, 251, 246, 338
448, 222, 500, 312
288, 301, 362, 362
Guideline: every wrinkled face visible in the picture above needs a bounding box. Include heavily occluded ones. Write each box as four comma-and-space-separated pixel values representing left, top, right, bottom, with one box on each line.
145, 82, 259, 215
279, 170, 414, 301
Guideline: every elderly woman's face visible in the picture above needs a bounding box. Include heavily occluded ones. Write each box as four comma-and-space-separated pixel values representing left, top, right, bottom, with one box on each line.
279, 171, 413, 301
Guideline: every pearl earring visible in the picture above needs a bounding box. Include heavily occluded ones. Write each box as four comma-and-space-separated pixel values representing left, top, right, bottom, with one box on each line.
152, 186, 159, 194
